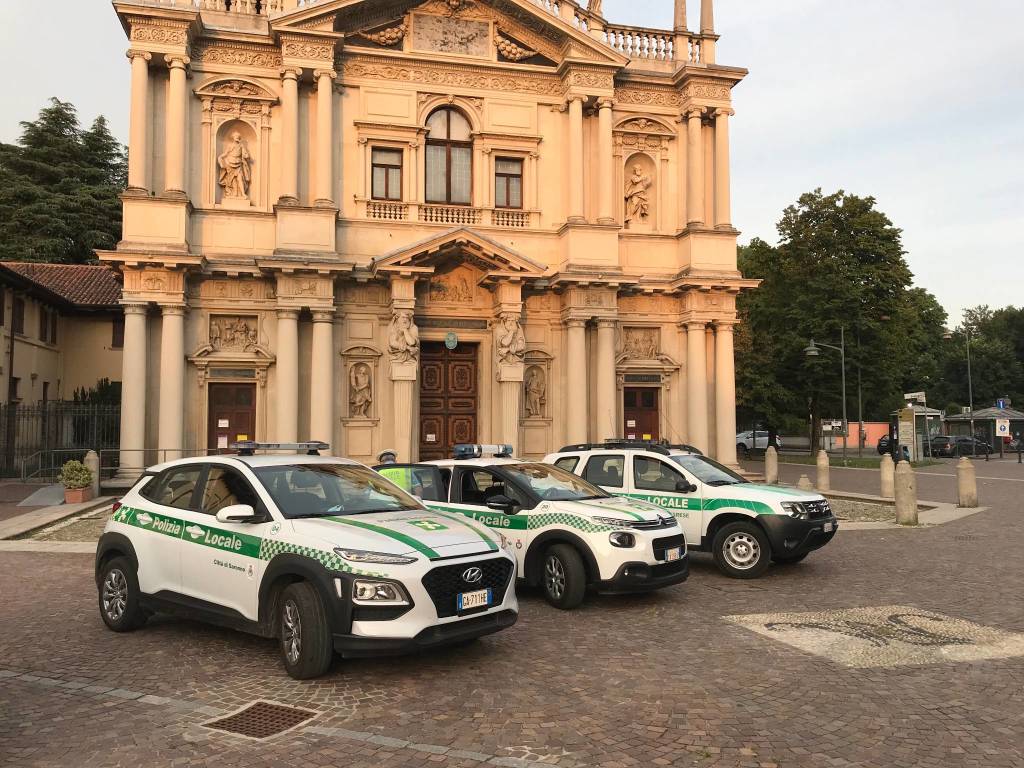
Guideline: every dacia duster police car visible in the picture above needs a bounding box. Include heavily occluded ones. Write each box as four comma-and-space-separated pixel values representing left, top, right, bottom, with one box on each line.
95, 443, 518, 679
376, 445, 688, 610
546, 441, 838, 579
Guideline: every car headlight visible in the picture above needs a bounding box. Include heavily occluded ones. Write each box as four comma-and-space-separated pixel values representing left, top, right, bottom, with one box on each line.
608, 531, 636, 548
352, 579, 410, 605
780, 502, 809, 519
334, 548, 418, 565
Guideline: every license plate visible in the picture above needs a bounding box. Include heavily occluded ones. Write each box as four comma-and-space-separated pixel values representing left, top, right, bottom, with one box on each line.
824, 522, 834, 533
457, 589, 491, 612
665, 547, 683, 562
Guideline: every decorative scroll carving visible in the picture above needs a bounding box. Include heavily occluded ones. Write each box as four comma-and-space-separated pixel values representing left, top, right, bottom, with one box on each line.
614, 87, 683, 108
495, 313, 527, 366
388, 310, 421, 364
622, 328, 660, 360
129, 24, 188, 45
357, 23, 407, 46
624, 164, 653, 226
210, 316, 259, 353
345, 57, 563, 97
524, 366, 546, 418
619, 118, 671, 134
195, 45, 282, 69
218, 132, 253, 200
566, 69, 615, 91
684, 81, 732, 101
349, 363, 374, 418
495, 33, 537, 62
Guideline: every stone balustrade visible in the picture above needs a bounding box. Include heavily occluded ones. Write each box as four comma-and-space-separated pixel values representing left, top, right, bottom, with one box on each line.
360, 200, 535, 229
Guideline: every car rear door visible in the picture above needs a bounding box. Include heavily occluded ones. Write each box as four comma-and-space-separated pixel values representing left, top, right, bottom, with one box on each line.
625, 454, 703, 546
374, 464, 450, 504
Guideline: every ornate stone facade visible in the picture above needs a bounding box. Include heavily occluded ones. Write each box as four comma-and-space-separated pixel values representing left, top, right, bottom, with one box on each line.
101, 0, 754, 470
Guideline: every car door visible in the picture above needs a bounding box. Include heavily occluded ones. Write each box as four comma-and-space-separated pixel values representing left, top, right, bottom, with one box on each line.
374, 464, 450, 504
626, 454, 703, 546
176, 462, 273, 621
130, 466, 203, 596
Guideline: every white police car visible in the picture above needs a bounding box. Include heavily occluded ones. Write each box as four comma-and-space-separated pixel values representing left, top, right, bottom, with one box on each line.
376, 445, 688, 610
96, 443, 518, 679
546, 441, 837, 579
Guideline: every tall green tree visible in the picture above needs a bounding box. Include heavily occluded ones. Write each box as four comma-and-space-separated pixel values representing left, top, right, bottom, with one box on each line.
0, 98, 126, 263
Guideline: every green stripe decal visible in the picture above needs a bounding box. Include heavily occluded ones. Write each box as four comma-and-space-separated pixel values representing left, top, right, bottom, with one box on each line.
425, 503, 530, 531
428, 509, 499, 551
325, 516, 441, 559
621, 493, 776, 516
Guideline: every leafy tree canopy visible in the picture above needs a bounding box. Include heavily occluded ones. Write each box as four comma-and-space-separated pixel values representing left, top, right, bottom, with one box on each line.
0, 98, 126, 263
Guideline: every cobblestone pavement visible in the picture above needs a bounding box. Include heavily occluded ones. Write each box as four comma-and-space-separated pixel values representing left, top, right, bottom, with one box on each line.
2, 499, 1024, 766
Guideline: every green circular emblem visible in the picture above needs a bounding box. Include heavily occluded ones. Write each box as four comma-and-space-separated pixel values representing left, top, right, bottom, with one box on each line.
445, 332, 459, 350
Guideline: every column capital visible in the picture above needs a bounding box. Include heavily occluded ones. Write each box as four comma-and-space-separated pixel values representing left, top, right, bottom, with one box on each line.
685, 320, 707, 331
126, 49, 152, 63
596, 318, 619, 330
160, 303, 188, 317
714, 319, 737, 331
566, 94, 587, 105
564, 318, 588, 330
121, 302, 149, 315
713, 107, 735, 119
312, 309, 336, 323
314, 68, 336, 81
166, 55, 191, 70
280, 66, 303, 81
277, 308, 300, 321
686, 107, 705, 120
596, 97, 615, 110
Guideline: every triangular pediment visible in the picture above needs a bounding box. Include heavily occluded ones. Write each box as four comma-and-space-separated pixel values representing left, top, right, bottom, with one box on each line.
371, 227, 548, 280
272, 0, 626, 68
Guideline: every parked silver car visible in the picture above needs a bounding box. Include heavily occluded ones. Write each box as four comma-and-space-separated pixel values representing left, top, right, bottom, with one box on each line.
736, 431, 783, 457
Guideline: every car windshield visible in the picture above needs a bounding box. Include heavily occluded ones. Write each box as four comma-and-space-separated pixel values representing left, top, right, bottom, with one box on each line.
670, 455, 748, 486
502, 463, 609, 501
254, 464, 422, 519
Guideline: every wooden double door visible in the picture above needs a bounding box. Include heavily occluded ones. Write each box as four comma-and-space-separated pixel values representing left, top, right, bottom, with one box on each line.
207, 383, 256, 453
419, 342, 479, 460
623, 387, 660, 442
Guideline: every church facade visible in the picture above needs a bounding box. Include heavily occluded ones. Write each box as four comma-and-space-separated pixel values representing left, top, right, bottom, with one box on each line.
102, 0, 754, 475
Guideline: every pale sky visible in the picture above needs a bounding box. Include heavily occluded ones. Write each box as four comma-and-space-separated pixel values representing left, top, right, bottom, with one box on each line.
1, 0, 1021, 324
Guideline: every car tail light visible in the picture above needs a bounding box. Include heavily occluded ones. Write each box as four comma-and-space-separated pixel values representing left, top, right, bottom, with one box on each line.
111, 501, 122, 514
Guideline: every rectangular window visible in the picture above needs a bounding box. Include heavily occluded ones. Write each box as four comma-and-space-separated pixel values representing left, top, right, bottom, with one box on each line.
42, 382, 49, 404
39, 308, 48, 342
494, 158, 523, 209
141, 467, 203, 511
49, 313, 58, 344
371, 148, 403, 201
201, 466, 261, 516
12, 297, 24, 335
583, 454, 625, 489
425, 144, 448, 203
112, 316, 125, 349
449, 146, 472, 204
8, 377, 19, 402
0, 289, 5, 327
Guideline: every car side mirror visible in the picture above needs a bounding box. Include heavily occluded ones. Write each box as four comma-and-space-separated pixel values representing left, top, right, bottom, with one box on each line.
216, 504, 258, 524
675, 480, 698, 494
486, 494, 519, 514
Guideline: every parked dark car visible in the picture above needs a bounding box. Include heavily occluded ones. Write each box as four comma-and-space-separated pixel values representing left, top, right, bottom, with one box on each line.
928, 436, 956, 457
952, 436, 991, 456
1010, 438, 1023, 453
876, 434, 892, 455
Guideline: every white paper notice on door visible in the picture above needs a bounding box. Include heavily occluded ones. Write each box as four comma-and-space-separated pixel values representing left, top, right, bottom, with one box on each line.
627, 420, 637, 428
218, 419, 230, 428
627, 434, 636, 440
426, 434, 437, 443
217, 435, 229, 449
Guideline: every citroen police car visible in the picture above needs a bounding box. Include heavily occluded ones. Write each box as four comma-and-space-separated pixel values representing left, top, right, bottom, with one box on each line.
546, 441, 838, 579
376, 445, 688, 610
95, 443, 518, 679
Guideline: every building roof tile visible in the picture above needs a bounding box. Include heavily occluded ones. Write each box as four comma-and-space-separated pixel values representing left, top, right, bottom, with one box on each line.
0, 262, 122, 308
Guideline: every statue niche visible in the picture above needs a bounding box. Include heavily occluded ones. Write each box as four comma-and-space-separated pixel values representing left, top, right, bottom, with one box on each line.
623, 153, 657, 230
349, 363, 373, 418
524, 366, 546, 418
216, 121, 256, 207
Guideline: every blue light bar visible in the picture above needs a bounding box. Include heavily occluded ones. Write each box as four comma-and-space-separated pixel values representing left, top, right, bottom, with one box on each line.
232, 441, 330, 456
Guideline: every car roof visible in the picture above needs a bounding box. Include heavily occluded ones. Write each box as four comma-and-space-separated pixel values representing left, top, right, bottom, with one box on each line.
425, 458, 525, 468
552, 447, 696, 457
147, 454, 363, 473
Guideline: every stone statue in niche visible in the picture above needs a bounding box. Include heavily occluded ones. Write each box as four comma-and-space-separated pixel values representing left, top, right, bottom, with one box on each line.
624, 165, 653, 227
623, 328, 660, 360
349, 363, 373, 418
388, 310, 421, 364
525, 367, 546, 418
218, 131, 252, 200
495, 313, 526, 366
210, 316, 259, 352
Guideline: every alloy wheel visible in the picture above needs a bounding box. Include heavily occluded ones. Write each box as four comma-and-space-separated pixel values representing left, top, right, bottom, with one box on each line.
545, 555, 566, 600
102, 569, 128, 622
282, 599, 302, 664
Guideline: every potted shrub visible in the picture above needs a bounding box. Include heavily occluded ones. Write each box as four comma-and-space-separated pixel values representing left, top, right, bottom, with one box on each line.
59, 460, 94, 504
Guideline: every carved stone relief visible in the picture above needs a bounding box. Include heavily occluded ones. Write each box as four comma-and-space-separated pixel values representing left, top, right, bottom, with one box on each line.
357, 24, 407, 46
495, 312, 527, 366
388, 310, 421, 364
344, 56, 563, 97
427, 274, 475, 304
524, 365, 546, 418
495, 33, 537, 62
349, 362, 374, 418
210, 316, 260, 353
622, 327, 660, 360
412, 13, 491, 58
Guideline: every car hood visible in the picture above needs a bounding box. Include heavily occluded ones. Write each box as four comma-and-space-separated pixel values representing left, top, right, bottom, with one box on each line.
710, 483, 825, 508
293, 509, 498, 560
554, 495, 673, 523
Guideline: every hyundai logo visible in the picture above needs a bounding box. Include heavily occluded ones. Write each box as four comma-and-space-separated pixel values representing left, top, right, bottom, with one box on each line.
462, 567, 483, 584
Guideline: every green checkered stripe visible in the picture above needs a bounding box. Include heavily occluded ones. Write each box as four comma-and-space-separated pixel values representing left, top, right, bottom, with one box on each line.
527, 513, 617, 533
257, 538, 383, 577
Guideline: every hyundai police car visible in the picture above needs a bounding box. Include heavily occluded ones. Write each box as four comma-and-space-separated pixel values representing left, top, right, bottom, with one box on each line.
376, 445, 688, 610
95, 443, 518, 679
546, 441, 838, 579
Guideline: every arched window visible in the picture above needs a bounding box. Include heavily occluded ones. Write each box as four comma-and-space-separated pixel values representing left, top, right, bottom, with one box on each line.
425, 108, 472, 205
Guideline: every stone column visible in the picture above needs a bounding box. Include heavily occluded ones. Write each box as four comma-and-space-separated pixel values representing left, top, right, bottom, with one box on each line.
567, 96, 586, 223
674, 0, 688, 30
714, 321, 738, 466
158, 304, 186, 460
118, 304, 149, 477
126, 51, 152, 194
499, 379, 522, 455
279, 68, 302, 205
595, 320, 618, 442
314, 69, 335, 207
713, 109, 733, 229
164, 56, 190, 198
565, 319, 588, 444
686, 321, 709, 453
686, 108, 705, 227
701, 0, 714, 33
597, 98, 616, 225
309, 310, 334, 444
275, 309, 299, 442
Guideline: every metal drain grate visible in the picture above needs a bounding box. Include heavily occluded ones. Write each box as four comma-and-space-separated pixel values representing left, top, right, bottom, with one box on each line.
203, 701, 318, 740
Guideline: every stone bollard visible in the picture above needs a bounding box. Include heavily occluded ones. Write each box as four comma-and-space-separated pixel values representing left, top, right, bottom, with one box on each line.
84, 450, 101, 499
816, 450, 831, 492
957, 456, 978, 508
880, 454, 895, 499
797, 474, 813, 491
894, 460, 918, 525
765, 446, 779, 485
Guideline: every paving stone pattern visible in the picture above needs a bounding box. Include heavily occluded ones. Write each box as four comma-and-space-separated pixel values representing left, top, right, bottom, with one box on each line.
2, 474, 1024, 766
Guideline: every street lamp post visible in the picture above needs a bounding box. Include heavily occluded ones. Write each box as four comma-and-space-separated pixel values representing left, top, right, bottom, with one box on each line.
805, 327, 848, 464
944, 326, 976, 446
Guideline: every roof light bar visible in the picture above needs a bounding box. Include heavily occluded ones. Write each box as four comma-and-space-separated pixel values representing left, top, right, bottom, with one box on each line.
231, 441, 330, 457
452, 444, 514, 459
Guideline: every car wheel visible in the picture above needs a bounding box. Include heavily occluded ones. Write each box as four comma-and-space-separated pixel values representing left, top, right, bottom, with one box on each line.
98, 556, 148, 632
738, 443, 750, 459
712, 522, 771, 579
542, 544, 587, 610
772, 552, 808, 565
278, 582, 334, 680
